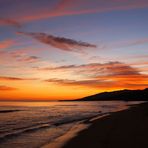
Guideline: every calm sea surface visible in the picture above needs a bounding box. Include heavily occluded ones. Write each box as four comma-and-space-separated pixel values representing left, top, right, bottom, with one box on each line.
0, 101, 142, 148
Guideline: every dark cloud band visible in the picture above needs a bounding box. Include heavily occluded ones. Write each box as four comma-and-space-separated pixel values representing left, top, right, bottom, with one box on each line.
0, 18, 21, 28
17, 32, 96, 52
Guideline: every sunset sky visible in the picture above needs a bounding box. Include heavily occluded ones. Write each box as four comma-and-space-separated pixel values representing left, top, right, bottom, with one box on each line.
0, 0, 148, 100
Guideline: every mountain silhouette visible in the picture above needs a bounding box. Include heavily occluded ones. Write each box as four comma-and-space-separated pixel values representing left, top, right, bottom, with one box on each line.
76, 88, 148, 101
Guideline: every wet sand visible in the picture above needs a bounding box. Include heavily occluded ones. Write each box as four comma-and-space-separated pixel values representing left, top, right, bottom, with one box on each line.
62, 102, 148, 148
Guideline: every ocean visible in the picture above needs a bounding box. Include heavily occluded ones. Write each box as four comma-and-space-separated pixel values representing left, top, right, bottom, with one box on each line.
0, 101, 142, 148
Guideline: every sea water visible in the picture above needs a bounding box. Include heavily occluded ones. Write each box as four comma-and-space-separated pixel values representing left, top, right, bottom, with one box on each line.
0, 101, 142, 148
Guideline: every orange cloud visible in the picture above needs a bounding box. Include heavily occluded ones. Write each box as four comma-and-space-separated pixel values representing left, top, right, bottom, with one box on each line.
45, 77, 148, 90
45, 78, 117, 88
45, 75, 148, 90
0, 76, 38, 81
44, 61, 148, 89
40, 62, 140, 77
0, 85, 17, 91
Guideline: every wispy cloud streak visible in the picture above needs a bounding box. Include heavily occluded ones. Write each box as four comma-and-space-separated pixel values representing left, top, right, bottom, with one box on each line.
18, 0, 148, 22
0, 76, 38, 81
17, 32, 96, 52
44, 61, 148, 89
40, 62, 140, 77
0, 85, 17, 91
0, 0, 148, 25
111, 38, 148, 48
0, 18, 21, 28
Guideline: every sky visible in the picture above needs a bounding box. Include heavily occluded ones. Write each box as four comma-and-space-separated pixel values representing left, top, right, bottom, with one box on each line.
0, 0, 148, 100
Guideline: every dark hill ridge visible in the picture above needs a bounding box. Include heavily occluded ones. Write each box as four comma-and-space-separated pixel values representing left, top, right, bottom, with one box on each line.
76, 88, 148, 101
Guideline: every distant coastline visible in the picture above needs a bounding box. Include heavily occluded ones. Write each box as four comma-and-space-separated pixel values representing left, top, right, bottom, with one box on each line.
61, 88, 148, 101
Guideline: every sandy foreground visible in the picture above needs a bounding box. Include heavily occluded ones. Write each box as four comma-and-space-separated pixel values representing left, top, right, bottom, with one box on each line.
42, 102, 148, 148
62, 102, 148, 148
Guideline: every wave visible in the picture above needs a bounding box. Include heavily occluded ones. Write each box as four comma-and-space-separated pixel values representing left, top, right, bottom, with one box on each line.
0, 122, 51, 143
54, 112, 107, 126
55, 105, 79, 107
0, 112, 107, 144
0, 110, 21, 113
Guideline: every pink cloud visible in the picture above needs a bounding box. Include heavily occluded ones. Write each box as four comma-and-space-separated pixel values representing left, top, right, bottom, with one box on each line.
0, 39, 16, 49
0, 48, 41, 66
23, 0, 148, 22
23, 0, 147, 22
1, 0, 148, 23
0, 18, 21, 28
18, 56, 40, 63
111, 38, 148, 48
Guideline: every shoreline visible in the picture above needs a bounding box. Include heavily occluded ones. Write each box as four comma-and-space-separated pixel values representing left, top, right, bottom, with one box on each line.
41, 122, 89, 148
41, 102, 141, 148
41, 113, 110, 148
62, 102, 148, 148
